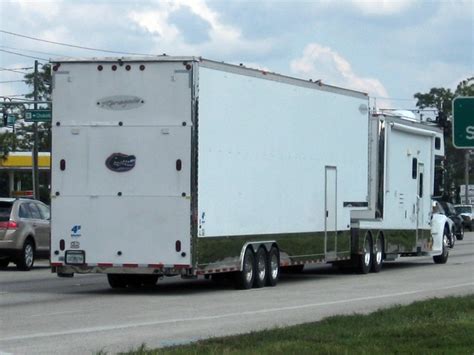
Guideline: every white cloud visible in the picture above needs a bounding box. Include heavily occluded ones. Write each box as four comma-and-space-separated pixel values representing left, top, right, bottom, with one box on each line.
350, 0, 414, 15
128, 0, 274, 57
290, 43, 390, 106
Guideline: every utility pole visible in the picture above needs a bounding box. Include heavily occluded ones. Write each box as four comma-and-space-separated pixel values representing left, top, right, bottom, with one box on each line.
465, 150, 471, 204
32, 60, 40, 200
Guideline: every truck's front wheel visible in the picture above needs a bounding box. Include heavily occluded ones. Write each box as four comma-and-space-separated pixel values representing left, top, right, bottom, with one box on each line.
433, 228, 449, 264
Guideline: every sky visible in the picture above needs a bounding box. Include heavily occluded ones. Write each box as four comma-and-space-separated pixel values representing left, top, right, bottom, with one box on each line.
0, 0, 473, 110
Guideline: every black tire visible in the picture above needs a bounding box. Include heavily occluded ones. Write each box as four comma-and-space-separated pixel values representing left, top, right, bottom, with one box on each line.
371, 235, 383, 273
107, 274, 128, 289
16, 239, 35, 271
235, 248, 255, 290
449, 232, 455, 248
357, 233, 372, 274
0, 258, 10, 268
253, 248, 267, 288
266, 247, 280, 287
433, 228, 449, 264
456, 226, 464, 240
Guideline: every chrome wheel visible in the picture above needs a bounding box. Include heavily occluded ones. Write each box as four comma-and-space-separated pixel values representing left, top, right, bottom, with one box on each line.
266, 247, 280, 287
358, 233, 372, 274
363, 238, 371, 267
254, 248, 267, 288
371, 236, 383, 273
433, 228, 449, 264
17, 240, 35, 271
243, 252, 254, 285
235, 248, 256, 289
270, 253, 279, 280
24, 244, 34, 268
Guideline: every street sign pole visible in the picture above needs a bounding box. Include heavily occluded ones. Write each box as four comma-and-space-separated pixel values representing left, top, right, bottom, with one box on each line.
452, 97, 473, 205
32, 60, 40, 201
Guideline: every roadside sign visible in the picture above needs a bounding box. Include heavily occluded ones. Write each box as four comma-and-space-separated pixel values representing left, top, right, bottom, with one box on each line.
25, 109, 52, 122
452, 97, 474, 149
7, 114, 16, 126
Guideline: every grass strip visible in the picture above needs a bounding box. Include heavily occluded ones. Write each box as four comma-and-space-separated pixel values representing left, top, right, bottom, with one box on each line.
119, 295, 474, 355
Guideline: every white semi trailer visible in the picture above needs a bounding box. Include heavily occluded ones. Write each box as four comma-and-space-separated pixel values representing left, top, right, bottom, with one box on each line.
50, 57, 448, 289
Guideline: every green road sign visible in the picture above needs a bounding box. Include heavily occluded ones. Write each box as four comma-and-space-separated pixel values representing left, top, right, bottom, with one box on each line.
25, 109, 52, 122
452, 97, 474, 149
7, 114, 16, 126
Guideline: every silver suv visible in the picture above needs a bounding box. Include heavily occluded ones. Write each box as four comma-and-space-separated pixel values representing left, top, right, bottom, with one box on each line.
0, 198, 50, 270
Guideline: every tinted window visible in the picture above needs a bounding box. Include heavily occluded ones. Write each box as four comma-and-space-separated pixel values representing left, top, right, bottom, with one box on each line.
435, 137, 441, 150
36, 203, 50, 220
0, 202, 13, 222
19, 203, 32, 219
28, 203, 42, 219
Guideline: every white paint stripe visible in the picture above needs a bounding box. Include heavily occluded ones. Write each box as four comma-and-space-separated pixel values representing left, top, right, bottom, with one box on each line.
1, 282, 473, 343
30, 310, 81, 318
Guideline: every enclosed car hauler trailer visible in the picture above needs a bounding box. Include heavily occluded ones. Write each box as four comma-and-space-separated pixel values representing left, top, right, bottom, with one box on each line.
50, 57, 446, 289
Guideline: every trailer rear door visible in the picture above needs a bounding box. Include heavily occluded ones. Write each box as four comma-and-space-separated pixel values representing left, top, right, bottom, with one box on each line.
51, 60, 192, 267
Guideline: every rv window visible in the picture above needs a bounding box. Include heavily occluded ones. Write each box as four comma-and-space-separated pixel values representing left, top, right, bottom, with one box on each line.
419, 173, 424, 197
412, 158, 417, 179
435, 137, 441, 150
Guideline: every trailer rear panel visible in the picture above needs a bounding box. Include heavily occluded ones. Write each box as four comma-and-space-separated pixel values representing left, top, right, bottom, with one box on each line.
51, 60, 192, 267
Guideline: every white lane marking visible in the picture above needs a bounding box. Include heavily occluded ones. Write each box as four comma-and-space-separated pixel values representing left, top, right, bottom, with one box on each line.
0, 282, 473, 343
30, 310, 81, 317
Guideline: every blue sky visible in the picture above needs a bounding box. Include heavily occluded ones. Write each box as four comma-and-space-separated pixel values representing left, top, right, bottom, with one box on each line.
0, 0, 472, 109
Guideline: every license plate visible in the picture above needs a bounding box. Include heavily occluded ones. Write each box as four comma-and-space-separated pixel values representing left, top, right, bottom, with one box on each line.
65, 251, 85, 265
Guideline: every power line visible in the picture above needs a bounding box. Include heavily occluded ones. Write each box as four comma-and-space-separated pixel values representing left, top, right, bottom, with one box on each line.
0, 67, 31, 74
1, 94, 30, 97
0, 66, 33, 71
0, 29, 155, 56
0, 80, 27, 83
0, 45, 67, 58
0, 48, 48, 61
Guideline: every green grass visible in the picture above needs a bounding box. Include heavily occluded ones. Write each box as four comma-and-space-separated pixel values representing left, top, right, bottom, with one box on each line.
119, 295, 474, 355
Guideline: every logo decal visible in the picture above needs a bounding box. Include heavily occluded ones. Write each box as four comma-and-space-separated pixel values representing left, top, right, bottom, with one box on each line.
97, 96, 144, 111
71, 225, 82, 238
70, 241, 80, 249
105, 153, 136, 172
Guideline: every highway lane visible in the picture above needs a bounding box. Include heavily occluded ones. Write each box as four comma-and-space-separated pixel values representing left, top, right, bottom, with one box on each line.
1, 232, 473, 354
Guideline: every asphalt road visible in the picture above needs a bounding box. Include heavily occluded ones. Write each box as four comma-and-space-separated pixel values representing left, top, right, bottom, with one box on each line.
1, 232, 473, 355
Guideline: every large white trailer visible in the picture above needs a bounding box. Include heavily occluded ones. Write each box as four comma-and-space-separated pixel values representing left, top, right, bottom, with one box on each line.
50, 57, 448, 289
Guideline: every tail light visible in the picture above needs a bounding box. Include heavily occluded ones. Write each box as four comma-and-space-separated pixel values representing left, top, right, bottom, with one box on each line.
0, 221, 18, 230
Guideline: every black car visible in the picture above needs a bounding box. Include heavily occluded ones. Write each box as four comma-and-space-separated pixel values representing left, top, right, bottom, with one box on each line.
438, 201, 464, 241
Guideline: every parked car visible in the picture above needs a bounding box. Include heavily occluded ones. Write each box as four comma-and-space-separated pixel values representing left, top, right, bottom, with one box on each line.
0, 198, 50, 270
438, 201, 464, 240
432, 201, 455, 248
454, 205, 474, 231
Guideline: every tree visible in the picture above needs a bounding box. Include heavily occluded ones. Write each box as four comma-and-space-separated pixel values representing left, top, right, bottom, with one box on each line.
24, 63, 52, 102
414, 77, 474, 201
0, 63, 52, 200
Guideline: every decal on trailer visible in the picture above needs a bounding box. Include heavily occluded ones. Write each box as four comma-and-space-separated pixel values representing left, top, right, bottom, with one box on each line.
105, 153, 136, 172
70, 241, 80, 249
71, 225, 82, 238
97, 95, 144, 111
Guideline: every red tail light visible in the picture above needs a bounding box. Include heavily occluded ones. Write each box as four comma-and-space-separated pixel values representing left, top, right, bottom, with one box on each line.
0, 221, 18, 230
